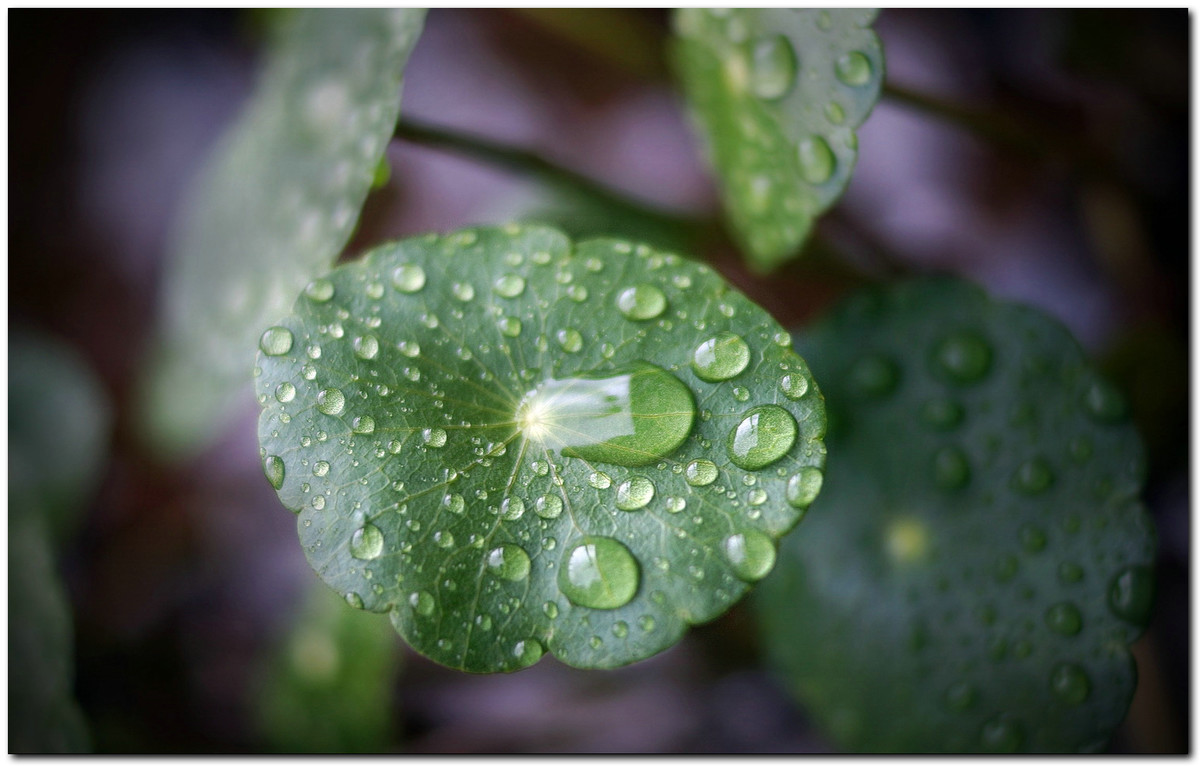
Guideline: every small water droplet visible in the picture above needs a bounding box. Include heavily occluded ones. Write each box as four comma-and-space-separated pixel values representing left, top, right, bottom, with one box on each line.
932, 446, 971, 490
409, 590, 435, 616
685, 459, 719, 486
749, 34, 797, 100
317, 388, 345, 415
785, 467, 823, 508
543, 601, 559, 619
1082, 378, 1128, 422
615, 284, 667, 320
498, 316, 522, 337
487, 544, 532, 581
1013, 457, 1054, 494
263, 455, 285, 490
797, 135, 836, 184
392, 264, 426, 293
305, 279, 335, 302
588, 471, 612, 490
442, 493, 465, 514
614, 476, 655, 511
1050, 663, 1091, 705
260, 326, 295, 356
722, 529, 776, 581
728, 405, 797, 470
1019, 523, 1047, 553
834, 50, 873, 87
559, 537, 640, 609
980, 715, 1024, 753
1108, 566, 1154, 625
493, 274, 526, 298
779, 373, 809, 399
1058, 562, 1084, 584
422, 428, 447, 448
556, 328, 583, 353
665, 496, 686, 513
352, 415, 375, 434
994, 554, 1019, 582
1045, 602, 1083, 635
921, 398, 965, 430
350, 524, 384, 560
612, 621, 629, 638
639, 615, 656, 632
825, 101, 846, 124
512, 638, 543, 669
353, 334, 380, 360
692, 332, 750, 381
944, 681, 976, 712
344, 592, 364, 609
311, 495, 325, 510
932, 331, 992, 385
535, 494, 563, 519
452, 282, 475, 301
501, 496, 526, 521
849, 355, 898, 397
567, 284, 589, 302
434, 530, 454, 549
398, 340, 420, 358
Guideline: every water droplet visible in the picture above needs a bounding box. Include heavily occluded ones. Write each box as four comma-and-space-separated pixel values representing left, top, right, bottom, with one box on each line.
722, 529, 776, 581
260, 326, 294, 356
1045, 602, 1083, 635
612, 621, 629, 639
409, 590, 435, 616
921, 398, 965, 430
518, 362, 695, 467
352, 415, 375, 434
1108, 566, 1154, 625
1019, 524, 1047, 553
422, 428, 447, 448
350, 524, 384, 560
749, 34, 797, 100
535, 494, 563, 519
452, 282, 475, 301
615, 284, 667, 320
786, 467, 823, 508
588, 471, 612, 490
944, 681, 976, 712
665, 496, 686, 513
797, 135, 836, 184
638, 615, 656, 632
512, 638, 543, 669
543, 601, 559, 619
434, 530, 454, 549
443, 493, 465, 514
835, 51, 873, 87
567, 284, 589, 302
501, 496, 526, 520
275, 382, 296, 403
263, 455, 285, 490
932, 331, 992, 385
559, 537, 640, 610
848, 355, 898, 397
556, 328, 583, 353
779, 373, 809, 399
305, 279, 334, 302
932, 446, 970, 490
311, 495, 325, 510
747, 488, 767, 506
398, 340, 420, 358
1082, 378, 1127, 422
825, 101, 846, 124
728, 405, 797, 470
692, 332, 751, 381
980, 715, 1024, 753
685, 459, 719, 486
353, 334, 380, 360
487, 544, 532, 581
615, 476, 655, 511
498, 316, 522, 337
1013, 457, 1054, 494
493, 274, 526, 298
1058, 562, 1084, 584
994, 554, 1019, 582
1050, 663, 1091, 705
317, 388, 345, 415
391, 263, 426, 293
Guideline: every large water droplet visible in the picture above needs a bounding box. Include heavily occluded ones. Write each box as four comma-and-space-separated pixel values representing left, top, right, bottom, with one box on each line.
797, 135, 836, 184
749, 34, 797, 100
535, 494, 563, 519
275, 382, 296, 403
422, 428, 447, 448
722, 529, 776, 581
692, 332, 751, 381
615, 284, 667, 320
487, 544, 532, 581
350, 524, 384, 560
785, 466, 823, 508
728, 405, 797, 470
260, 326, 295, 356
932, 446, 970, 490
1050, 663, 1091, 705
1045, 602, 1083, 635
352, 415, 375, 434
685, 459, 719, 486
317, 388, 345, 415
391, 263, 426, 293
512, 638, 543, 669
615, 476, 655, 511
1108, 565, 1154, 625
500, 496, 525, 521
493, 274, 526, 298
264, 455, 285, 490
559, 537, 640, 610
517, 362, 694, 467
834, 51, 873, 87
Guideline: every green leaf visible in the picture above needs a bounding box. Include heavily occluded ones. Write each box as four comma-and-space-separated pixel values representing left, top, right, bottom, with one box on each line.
9, 331, 111, 540
672, 8, 883, 271
255, 223, 827, 672
143, 8, 427, 457
756, 278, 1156, 753
255, 583, 402, 753
9, 515, 91, 753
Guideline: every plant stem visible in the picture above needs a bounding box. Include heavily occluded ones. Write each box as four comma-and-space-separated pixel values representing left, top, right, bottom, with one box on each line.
392, 117, 712, 245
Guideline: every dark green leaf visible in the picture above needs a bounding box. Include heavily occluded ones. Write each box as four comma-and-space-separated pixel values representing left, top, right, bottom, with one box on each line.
143, 9, 426, 456
255, 224, 826, 672
756, 278, 1156, 753
673, 8, 883, 271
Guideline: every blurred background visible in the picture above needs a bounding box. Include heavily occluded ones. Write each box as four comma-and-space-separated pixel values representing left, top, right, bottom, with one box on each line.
8, 8, 1188, 753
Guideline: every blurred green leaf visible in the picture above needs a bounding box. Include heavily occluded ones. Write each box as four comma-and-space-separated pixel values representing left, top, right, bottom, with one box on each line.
142, 9, 427, 458
756, 278, 1156, 753
672, 9, 883, 271
254, 224, 826, 672
255, 583, 402, 753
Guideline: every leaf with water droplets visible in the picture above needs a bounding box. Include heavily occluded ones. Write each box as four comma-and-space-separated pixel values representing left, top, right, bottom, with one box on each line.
255, 224, 826, 672
672, 8, 884, 271
755, 278, 1156, 753
142, 9, 427, 456
254, 583, 402, 753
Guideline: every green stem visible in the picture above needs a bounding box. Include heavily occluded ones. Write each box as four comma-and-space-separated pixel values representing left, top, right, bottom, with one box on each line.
392, 117, 712, 245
